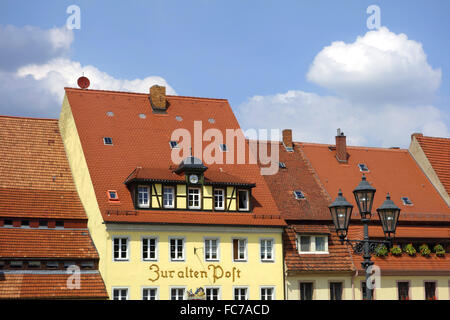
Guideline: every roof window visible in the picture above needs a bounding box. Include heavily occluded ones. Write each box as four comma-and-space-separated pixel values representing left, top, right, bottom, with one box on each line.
220, 144, 228, 152
175, 116, 183, 122
139, 113, 147, 119
285, 146, 294, 152
106, 111, 114, 117
279, 162, 287, 169
107, 190, 119, 202
103, 137, 113, 145
208, 118, 215, 124
401, 197, 413, 206
358, 163, 369, 172
294, 190, 305, 199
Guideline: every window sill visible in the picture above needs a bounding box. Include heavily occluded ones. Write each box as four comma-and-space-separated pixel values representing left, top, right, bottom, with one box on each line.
298, 252, 329, 255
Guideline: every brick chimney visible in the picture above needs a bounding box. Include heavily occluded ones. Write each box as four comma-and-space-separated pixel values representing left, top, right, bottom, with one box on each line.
149, 85, 167, 112
335, 128, 348, 163
282, 129, 293, 149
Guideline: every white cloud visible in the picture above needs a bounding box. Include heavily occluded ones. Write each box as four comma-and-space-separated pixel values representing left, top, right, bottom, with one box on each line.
237, 27, 449, 148
237, 90, 449, 148
307, 27, 442, 105
0, 25, 73, 71
0, 25, 176, 118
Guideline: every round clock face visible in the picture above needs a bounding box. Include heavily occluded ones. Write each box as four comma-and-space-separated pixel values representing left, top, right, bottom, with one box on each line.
189, 174, 199, 184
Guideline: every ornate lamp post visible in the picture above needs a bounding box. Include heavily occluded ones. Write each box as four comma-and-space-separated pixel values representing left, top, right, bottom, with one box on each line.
328, 175, 401, 300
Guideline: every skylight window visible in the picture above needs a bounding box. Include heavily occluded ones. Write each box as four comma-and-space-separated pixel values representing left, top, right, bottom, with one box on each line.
108, 190, 119, 202
279, 162, 287, 169
294, 190, 305, 199
103, 137, 113, 145
170, 141, 179, 149
220, 144, 228, 152
175, 116, 183, 122
106, 111, 114, 117
285, 146, 294, 152
401, 197, 413, 206
208, 118, 215, 124
139, 113, 147, 119
358, 164, 369, 172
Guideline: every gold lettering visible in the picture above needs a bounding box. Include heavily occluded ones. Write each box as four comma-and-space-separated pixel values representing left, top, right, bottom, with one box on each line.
178, 271, 184, 278
194, 271, 199, 278
148, 264, 160, 282
208, 264, 223, 283
200, 271, 207, 278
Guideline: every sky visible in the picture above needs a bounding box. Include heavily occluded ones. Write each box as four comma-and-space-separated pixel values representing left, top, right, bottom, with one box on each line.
0, 0, 449, 147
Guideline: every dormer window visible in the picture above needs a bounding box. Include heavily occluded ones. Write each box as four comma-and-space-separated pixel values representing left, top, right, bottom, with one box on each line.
137, 186, 150, 208
358, 163, 369, 172
401, 197, 413, 206
103, 137, 113, 145
188, 187, 201, 209
294, 190, 305, 200
163, 186, 175, 209
169, 141, 179, 149
297, 235, 328, 254
238, 190, 250, 211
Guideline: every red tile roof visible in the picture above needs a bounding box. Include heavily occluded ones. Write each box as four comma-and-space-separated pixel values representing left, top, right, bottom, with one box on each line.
415, 135, 450, 196
367, 225, 450, 239
0, 228, 99, 259
0, 116, 86, 220
284, 225, 355, 273
261, 142, 331, 220
65, 88, 285, 227
299, 142, 450, 222
0, 273, 107, 299
348, 225, 450, 274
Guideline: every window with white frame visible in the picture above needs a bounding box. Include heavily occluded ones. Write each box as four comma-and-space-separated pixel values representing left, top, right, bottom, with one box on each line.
163, 186, 175, 208
170, 238, 184, 261
188, 188, 201, 209
260, 287, 275, 300
113, 288, 128, 300
297, 235, 328, 253
143, 288, 158, 300
205, 287, 220, 300
142, 237, 157, 261
113, 237, 129, 261
171, 288, 185, 300
204, 238, 219, 261
233, 239, 247, 261
260, 239, 274, 261
214, 189, 225, 210
234, 287, 248, 300
138, 186, 150, 208
237, 190, 249, 211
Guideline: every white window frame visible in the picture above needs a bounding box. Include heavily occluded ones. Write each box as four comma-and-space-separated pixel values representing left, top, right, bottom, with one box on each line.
260, 238, 275, 262
297, 235, 329, 254
233, 286, 249, 300
142, 287, 159, 300
163, 186, 175, 209
232, 238, 247, 262
142, 236, 158, 261
213, 188, 225, 210
204, 238, 220, 262
237, 189, 249, 211
169, 237, 185, 262
260, 286, 275, 300
112, 236, 130, 261
112, 287, 129, 300
205, 286, 221, 300
137, 185, 150, 208
188, 187, 201, 209
170, 287, 186, 300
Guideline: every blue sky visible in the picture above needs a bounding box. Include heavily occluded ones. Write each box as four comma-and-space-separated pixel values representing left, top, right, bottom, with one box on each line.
0, 0, 449, 147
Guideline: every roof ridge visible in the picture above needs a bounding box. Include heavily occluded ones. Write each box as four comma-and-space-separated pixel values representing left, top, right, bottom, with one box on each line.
64, 87, 228, 102
0, 115, 58, 121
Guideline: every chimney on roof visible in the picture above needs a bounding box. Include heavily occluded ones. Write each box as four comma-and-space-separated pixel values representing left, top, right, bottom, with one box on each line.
282, 129, 293, 149
335, 128, 348, 163
149, 85, 167, 112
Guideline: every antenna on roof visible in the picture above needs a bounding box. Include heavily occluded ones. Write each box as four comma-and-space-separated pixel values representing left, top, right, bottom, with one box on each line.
77, 75, 90, 89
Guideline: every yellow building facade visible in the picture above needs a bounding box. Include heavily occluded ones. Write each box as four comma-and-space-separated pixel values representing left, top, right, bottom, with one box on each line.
59, 87, 286, 300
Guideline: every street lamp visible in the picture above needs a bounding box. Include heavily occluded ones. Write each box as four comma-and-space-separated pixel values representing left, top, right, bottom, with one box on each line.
328, 174, 401, 300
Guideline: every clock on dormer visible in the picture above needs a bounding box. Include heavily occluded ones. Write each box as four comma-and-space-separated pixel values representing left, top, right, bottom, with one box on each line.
189, 174, 199, 184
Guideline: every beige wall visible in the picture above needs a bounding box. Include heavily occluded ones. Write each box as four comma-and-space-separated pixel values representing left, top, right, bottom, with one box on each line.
286, 274, 353, 300
355, 275, 450, 300
409, 136, 450, 206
